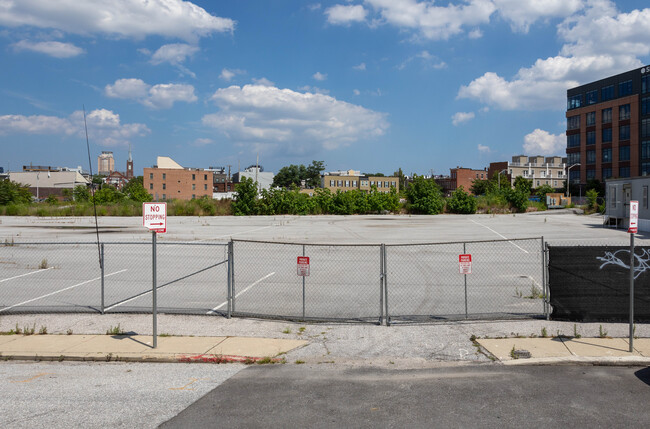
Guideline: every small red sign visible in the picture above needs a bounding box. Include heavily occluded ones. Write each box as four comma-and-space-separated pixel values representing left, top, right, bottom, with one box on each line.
459, 254, 472, 274
628, 200, 639, 234
297, 256, 310, 276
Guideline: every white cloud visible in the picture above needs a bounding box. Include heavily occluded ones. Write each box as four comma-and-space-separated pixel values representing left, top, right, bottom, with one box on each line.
11, 40, 84, 58
364, 0, 496, 40
252, 77, 275, 87
0, 109, 149, 147
478, 144, 490, 153
468, 28, 483, 39
452, 111, 475, 126
312, 72, 328, 81
192, 137, 213, 147
0, 0, 234, 42
459, 1, 650, 110
104, 78, 197, 109
398, 50, 446, 70
523, 129, 565, 155
298, 85, 330, 95
203, 84, 388, 154
353, 89, 361, 96
494, 0, 584, 33
220, 68, 245, 81
325, 4, 368, 25
150, 43, 199, 65
353, 62, 366, 71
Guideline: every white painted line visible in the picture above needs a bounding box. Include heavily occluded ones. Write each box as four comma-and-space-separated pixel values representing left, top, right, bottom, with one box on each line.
469, 219, 529, 254
0, 269, 127, 313
0, 267, 54, 283
207, 272, 275, 314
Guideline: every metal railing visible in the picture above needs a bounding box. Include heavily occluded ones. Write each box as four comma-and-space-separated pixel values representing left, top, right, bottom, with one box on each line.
1, 238, 548, 323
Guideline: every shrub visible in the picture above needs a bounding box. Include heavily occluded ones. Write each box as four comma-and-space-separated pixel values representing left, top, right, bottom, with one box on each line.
232, 177, 259, 216
446, 186, 477, 214
405, 175, 445, 214
586, 189, 599, 209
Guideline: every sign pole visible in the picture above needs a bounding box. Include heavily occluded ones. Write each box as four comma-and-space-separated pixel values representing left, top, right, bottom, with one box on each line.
302, 245, 306, 321
152, 230, 157, 349
463, 243, 468, 319
630, 232, 634, 353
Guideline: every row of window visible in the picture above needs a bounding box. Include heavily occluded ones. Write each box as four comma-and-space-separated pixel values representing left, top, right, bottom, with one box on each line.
521, 170, 563, 178
568, 125, 631, 147
568, 80, 634, 110
328, 180, 397, 188
149, 183, 209, 191
148, 173, 209, 181
567, 105, 631, 130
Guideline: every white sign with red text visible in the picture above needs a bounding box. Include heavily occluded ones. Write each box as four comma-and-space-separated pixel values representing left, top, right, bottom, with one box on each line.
459, 254, 472, 274
143, 202, 167, 233
629, 200, 639, 234
297, 256, 310, 276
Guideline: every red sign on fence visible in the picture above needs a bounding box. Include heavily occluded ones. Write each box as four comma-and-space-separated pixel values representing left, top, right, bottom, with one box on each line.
297, 256, 310, 276
459, 254, 472, 274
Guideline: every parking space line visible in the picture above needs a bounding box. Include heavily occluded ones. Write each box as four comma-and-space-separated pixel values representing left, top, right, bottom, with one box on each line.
207, 272, 275, 314
0, 269, 127, 313
0, 267, 54, 283
469, 219, 529, 254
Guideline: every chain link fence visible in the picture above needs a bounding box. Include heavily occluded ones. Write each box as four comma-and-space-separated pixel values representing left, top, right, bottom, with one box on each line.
1, 238, 547, 323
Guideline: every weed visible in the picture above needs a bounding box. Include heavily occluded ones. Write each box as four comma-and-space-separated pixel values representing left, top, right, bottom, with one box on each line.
243, 358, 255, 365
634, 324, 638, 339
470, 334, 477, 342
510, 345, 518, 359
12, 323, 21, 335
298, 327, 306, 334
295, 360, 305, 364
573, 324, 581, 339
39, 259, 48, 269
257, 356, 273, 365
58, 355, 64, 362
23, 323, 35, 335
515, 287, 522, 298
66, 329, 73, 335
159, 333, 172, 337
599, 325, 608, 338
106, 353, 113, 362
541, 327, 548, 338
389, 361, 395, 365
282, 327, 291, 334
38, 325, 47, 335
106, 324, 125, 335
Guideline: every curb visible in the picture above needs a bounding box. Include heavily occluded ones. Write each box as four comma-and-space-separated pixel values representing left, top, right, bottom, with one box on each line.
502, 356, 650, 366
0, 353, 282, 364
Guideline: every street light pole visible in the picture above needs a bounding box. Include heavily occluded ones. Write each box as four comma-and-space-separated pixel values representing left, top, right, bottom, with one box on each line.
498, 169, 508, 189
566, 163, 581, 198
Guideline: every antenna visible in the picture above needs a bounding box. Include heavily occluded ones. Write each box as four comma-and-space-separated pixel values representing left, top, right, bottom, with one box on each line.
83, 106, 102, 269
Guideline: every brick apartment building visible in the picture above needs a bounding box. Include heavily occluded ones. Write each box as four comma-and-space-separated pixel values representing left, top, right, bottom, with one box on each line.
566, 65, 650, 185
435, 167, 488, 195
320, 170, 399, 193
144, 156, 213, 201
488, 155, 566, 189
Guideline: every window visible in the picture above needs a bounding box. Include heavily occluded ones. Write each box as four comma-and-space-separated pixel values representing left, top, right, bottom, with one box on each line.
162, 194, 166, 200
586, 90, 598, 105
643, 141, 650, 159
384, 181, 389, 187
643, 97, 650, 116
337, 180, 342, 187
619, 104, 631, 120
619, 167, 630, 177
602, 108, 612, 123
610, 186, 616, 208
644, 74, 650, 94
192, 184, 196, 190
602, 148, 612, 163
162, 173, 166, 180
567, 94, 583, 109
149, 183, 153, 190
602, 128, 612, 143
618, 80, 633, 97
554, 181, 558, 187
567, 152, 580, 165
204, 184, 208, 190
162, 183, 166, 190
149, 173, 153, 179
619, 146, 630, 161
569, 170, 580, 184
567, 115, 580, 130
378, 181, 382, 188
586, 130, 596, 145
586, 169, 596, 180
204, 174, 207, 180
620, 125, 630, 141
602, 168, 612, 179
601, 85, 614, 101
644, 186, 648, 209
586, 111, 596, 126
537, 181, 540, 186
192, 194, 195, 199
392, 181, 396, 187
586, 150, 596, 164
353, 181, 357, 187
644, 119, 650, 138
345, 180, 350, 187
643, 163, 650, 176
192, 174, 195, 180
567, 134, 580, 148
330, 180, 334, 186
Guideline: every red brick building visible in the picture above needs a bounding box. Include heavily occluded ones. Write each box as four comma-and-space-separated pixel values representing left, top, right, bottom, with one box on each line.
435, 167, 488, 195
144, 157, 213, 201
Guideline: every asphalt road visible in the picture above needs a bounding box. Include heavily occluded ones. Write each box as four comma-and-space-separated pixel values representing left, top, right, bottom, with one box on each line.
161, 364, 650, 428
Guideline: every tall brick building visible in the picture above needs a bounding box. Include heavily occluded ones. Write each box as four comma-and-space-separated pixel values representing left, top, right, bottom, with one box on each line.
144, 157, 213, 201
566, 65, 650, 185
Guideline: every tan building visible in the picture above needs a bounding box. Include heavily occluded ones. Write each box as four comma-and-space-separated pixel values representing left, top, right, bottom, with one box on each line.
488, 155, 567, 189
143, 156, 213, 201
320, 170, 399, 193
97, 151, 115, 175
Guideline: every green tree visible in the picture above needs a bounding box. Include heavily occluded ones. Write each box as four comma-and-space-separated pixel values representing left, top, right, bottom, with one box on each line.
73, 185, 90, 202
0, 180, 32, 205
586, 189, 599, 209
305, 160, 325, 188
392, 167, 406, 191
272, 164, 304, 188
92, 186, 124, 204
470, 179, 490, 196
446, 186, 477, 214
123, 178, 150, 202
513, 176, 532, 195
232, 177, 258, 215
534, 184, 555, 201
405, 175, 445, 214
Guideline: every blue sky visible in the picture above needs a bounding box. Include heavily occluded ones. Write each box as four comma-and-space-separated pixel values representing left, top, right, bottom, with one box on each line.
1, 0, 650, 177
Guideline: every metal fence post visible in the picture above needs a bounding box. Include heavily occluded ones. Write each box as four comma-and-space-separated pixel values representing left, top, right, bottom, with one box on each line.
152, 231, 157, 349
227, 241, 232, 319
463, 242, 468, 319
302, 244, 306, 321
379, 244, 384, 325
542, 238, 551, 320
383, 244, 389, 326
230, 240, 235, 315
541, 237, 547, 319
100, 243, 105, 314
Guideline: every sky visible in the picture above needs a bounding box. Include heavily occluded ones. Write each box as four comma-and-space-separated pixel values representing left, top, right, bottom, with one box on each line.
1, 0, 650, 178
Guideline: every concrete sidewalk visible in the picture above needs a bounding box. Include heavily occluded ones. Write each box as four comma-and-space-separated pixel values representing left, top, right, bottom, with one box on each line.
477, 337, 650, 365
0, 334, 307, 363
